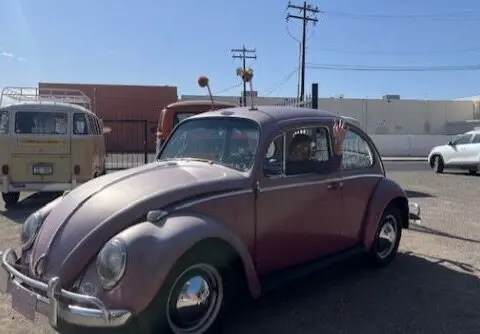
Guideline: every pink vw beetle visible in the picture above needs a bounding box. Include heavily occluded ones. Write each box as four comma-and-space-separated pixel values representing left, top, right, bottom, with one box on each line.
0, 78, 420, 334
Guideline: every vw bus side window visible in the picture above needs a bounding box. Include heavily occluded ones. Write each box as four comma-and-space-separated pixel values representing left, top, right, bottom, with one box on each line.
15, 111, 68, 135
73, 113, 88, 135
0, 111, 8, 134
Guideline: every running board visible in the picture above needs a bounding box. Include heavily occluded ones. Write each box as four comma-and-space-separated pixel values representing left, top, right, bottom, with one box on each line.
259, 245, 366, 293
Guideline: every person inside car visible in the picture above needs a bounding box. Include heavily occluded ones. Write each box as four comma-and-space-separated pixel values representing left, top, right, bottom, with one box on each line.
286, 119, 348, 175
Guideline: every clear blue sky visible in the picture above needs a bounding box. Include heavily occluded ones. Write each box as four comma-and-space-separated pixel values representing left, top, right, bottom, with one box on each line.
2, 0, 480, 99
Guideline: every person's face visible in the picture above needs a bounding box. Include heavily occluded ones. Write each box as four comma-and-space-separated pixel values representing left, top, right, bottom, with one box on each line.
290, 141, 310, 161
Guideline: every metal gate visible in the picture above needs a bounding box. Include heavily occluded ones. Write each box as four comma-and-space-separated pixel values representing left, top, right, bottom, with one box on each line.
103, 119, 157, 170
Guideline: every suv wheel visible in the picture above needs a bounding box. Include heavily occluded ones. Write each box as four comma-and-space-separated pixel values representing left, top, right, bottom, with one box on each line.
432, 155, 444, 173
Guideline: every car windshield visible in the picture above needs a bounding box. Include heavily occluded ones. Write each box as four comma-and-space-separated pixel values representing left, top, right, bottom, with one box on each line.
159, 117, 260, 172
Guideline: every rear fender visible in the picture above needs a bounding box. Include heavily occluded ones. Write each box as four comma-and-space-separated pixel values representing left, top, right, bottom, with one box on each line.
98, 213, 261, 315
361, 178, 408, 250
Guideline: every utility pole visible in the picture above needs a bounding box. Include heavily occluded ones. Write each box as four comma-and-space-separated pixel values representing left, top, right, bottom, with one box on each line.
286, 1, 320, 101
231, 45, 256, 107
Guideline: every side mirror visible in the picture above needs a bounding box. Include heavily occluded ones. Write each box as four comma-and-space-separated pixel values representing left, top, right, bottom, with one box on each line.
447, 141, 453, 146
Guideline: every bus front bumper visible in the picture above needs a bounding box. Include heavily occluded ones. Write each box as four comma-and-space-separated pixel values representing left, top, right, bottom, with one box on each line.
2, 175, 80, 193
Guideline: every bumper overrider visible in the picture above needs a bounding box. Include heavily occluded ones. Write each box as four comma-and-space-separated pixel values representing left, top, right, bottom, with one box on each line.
408, 201, 421, 222
0, 248, 132, 328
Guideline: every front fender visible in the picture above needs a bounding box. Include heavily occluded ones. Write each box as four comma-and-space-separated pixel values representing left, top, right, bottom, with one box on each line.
361, 178, 408, 250
96, 213, 261, 315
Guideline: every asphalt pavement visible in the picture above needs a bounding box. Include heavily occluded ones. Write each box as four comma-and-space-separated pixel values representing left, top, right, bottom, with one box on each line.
383, 160, 430, 172
0, 160, 478, 334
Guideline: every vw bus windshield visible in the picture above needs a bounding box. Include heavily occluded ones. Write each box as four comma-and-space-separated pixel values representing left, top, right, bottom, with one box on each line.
15, 111, 68, 135
159, 118, 260, 172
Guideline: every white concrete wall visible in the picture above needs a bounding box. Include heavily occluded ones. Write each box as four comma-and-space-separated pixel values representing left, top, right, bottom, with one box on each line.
180, 94, 477, 157
180, 94, 478, 136
371, 135, 452, 157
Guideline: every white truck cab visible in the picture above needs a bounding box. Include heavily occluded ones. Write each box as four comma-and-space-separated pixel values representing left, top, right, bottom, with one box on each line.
428, 129, 480, 174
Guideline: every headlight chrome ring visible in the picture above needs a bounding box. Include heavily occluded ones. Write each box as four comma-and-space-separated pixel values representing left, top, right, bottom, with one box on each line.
21, 211, 45, 250
96, 238, 127, 290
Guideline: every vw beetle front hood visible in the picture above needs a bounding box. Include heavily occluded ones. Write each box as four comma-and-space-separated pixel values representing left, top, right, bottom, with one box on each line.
30, 160, 247, 284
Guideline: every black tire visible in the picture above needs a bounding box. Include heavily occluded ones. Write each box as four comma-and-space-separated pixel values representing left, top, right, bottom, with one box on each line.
2, 192, 20, 207
367, 205, 403, 268
432, 155, 444, 174
135, 246, 241, 334
468, 169, 477, 176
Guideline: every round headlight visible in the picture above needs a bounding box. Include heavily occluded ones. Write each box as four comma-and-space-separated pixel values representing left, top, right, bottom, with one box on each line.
21, 211, 44, 248
96, 238, 127, 290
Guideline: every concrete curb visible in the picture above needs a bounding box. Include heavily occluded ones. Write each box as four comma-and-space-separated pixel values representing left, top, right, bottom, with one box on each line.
382, 157, 427, 162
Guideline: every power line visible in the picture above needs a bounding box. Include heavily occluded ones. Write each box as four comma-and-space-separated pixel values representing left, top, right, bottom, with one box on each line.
286, 1, 321, 101
317, 46, 480, 55
231, 45, 257, 106
263, 68, 299, 96
306, 63, 480, 71
323, 9, 480, 20
213, 83, 242, 95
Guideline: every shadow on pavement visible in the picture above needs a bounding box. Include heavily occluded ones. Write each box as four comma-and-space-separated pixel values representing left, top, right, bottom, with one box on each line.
411, 224, 480, 245
443, 171, 480, 177
405, 189, 435, 198
0, 192, 61, 224
225, 252, 480, 334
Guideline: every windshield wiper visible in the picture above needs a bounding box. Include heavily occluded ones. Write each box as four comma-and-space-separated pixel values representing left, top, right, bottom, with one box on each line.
157, 157, 215, 165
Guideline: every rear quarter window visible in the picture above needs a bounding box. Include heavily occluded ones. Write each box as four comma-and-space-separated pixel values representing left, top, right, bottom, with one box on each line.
73, 113, 89, 135
0, 111, 8, 134
341, 130, 374, 170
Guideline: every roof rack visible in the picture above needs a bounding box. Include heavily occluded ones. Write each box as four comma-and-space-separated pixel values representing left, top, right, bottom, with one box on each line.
0, 86, 92, 111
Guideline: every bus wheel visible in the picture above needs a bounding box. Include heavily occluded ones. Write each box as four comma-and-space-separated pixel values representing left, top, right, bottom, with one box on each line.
2, 192, 20, 207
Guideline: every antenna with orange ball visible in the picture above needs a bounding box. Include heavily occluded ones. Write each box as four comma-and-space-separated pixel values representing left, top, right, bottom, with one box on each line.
198, 75, 215, 110
237, 67, 256, 110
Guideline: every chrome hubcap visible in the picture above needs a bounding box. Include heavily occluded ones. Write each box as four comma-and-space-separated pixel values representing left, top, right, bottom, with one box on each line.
166, 263, 223, 333
376, 214, 398, 259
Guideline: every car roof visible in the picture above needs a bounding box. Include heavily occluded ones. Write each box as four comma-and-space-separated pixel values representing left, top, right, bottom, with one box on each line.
187, 105, 341, 127
0, 101, 96, 115
166, 100, 238, 109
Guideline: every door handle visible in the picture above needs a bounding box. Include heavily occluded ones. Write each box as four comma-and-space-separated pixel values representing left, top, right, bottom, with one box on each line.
327, 181, 343, 189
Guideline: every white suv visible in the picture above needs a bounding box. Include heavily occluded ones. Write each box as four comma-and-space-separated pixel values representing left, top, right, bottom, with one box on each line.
428, 130, 480, 174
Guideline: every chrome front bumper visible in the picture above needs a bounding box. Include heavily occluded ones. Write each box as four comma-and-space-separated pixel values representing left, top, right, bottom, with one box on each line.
0, 248, 132, 328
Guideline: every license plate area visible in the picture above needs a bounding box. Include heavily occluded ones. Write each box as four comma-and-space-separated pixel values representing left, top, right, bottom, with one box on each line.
32, 164, 53, 176
11, 283, 37, 322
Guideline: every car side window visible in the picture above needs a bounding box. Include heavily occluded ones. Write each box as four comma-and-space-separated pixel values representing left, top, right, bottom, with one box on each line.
0, 111, 8, 134
92, 116, 101, 135
341, 130, 374, 170
453, 134, 472, 145
263, 135, 285, 177
263, 126, 331, 177
472, 134, 480, 144
73, 113, 88, 135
